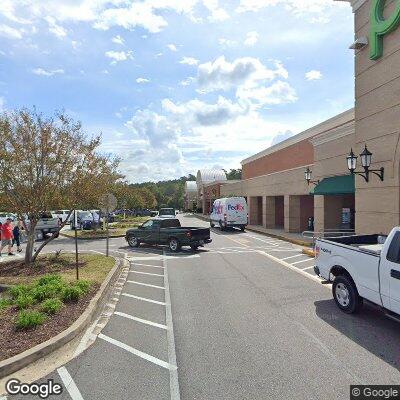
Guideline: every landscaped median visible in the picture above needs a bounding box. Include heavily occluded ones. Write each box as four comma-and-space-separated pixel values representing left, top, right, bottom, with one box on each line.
0, 252, 125, 378
60, 217, 149, 239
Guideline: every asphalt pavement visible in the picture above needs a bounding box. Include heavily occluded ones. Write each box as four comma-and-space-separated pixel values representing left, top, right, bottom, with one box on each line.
2, 214, 400, 400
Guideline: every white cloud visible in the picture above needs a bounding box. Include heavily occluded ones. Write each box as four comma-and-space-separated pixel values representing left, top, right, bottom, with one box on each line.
32, 68, 65, 76
218, 38, 237, 47
112, 35, 124, 45
305, 70, 323, 80
45, 16, 67, 38
197, 56, 288, 92
180, 77, 196, 86
236, 80, 297, 106
0, 96, 5, 111
167, 44, 177, 52
236, 0, 348, 22
244, 31, 258, 46
180, 57, 199, 66
136, 77, 150, 83
202, 0, 229, 22
105, 50, 133, 64
0, 24, 23, 39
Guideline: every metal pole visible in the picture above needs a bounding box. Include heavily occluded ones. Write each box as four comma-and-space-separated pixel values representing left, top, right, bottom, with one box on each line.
74, 210, 79, 281
106, 206, 109, 257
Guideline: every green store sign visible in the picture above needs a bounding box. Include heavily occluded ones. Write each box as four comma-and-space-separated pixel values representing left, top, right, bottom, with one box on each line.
370, 0, 400, 59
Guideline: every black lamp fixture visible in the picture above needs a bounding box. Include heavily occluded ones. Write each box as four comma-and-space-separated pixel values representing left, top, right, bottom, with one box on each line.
346, 145, 384, 182
304, 167, 319, 186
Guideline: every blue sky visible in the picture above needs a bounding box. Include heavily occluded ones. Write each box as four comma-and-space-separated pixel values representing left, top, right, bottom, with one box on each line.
0, 0, 354, 182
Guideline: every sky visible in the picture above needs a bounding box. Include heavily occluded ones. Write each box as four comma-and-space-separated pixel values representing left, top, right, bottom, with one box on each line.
0, 0, 355, 183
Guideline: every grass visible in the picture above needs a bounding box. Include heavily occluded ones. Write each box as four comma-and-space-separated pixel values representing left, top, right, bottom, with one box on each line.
0, 253, 115, 286
61, 217, 149, 239
0, 274, 94, 329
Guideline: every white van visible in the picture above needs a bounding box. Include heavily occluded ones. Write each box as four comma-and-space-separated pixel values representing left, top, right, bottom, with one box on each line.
210, 197, 248, 231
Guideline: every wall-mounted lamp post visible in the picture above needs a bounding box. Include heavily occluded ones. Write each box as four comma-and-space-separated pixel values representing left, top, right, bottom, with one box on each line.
346, 145, 384, 182
304, 167, 320, 186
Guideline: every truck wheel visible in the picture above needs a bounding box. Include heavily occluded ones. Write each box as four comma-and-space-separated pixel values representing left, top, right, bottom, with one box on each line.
169, 238, 181, 252
127, 235, 140, 248
332, 275, 363, 314
240, 226, 245, 232
190, 245, 199, 251
219, 221, 225, 231
210, 221, 215, 228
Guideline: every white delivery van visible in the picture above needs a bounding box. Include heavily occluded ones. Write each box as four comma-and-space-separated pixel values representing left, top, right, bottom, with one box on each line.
210, 197, 248, 231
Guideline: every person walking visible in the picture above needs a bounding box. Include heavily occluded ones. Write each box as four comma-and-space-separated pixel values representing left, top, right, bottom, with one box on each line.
12, 220, 22, 253
0, 218, 15, 256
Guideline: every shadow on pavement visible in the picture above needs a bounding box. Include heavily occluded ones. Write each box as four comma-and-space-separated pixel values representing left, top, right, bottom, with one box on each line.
211, 227, 246, 236
118, 244, 202, 257
314, 299, 400, 370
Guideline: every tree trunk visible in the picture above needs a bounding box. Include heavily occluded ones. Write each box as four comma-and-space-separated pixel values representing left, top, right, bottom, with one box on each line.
25, 226, 36, 264
31, 210, 73, 262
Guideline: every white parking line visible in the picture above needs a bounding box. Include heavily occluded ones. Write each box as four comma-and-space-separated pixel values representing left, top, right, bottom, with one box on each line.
267, 248, 300, 252
291, 258, 314, 265
131, 262, 165, 269
130, 270, 164, 277
89, 250, 105, 255
114, 311, 167, 330
127, 280, 165, 289
281, 254, 303, 261
98, 333, 176, 370
301, 266, 315, 271
57, 366, 85, 400
121, 292, 166, 305
163, 250, 181, 400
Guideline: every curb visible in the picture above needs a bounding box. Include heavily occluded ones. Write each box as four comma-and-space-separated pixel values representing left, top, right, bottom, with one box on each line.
191, 214, 313, 247
302, 248, 315, 258
60, 233, 126, 241
0, 256, 126, 379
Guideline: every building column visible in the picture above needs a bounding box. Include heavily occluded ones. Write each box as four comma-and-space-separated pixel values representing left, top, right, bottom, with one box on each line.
314, 195, 324, 233
284, 195, 301, 233
265, 196, 276, 229
262, 196, 267, 227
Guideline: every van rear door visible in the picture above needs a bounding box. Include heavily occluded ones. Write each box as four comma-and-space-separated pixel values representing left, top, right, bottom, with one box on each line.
226, 198, 247, 225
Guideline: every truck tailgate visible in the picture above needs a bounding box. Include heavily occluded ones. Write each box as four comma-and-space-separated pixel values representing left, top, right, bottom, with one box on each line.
190, 228, 210, 240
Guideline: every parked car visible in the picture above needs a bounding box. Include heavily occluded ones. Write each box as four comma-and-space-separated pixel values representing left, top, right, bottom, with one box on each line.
136, 209, 152, 217
315, 228, 400, 319
51, 210, 71, 224
210, 197, 248, 231
23, 213, 60, 239
125, 217, 212, 252
0, 212, 17, 224
158, 208, 176, 218
150, 210, 159, 217
70, 211, 94, 230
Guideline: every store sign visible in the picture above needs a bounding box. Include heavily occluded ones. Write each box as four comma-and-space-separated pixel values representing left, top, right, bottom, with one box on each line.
370, 0, 400, 60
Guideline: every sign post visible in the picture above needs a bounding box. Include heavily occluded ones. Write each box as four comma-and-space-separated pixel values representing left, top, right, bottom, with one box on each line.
99, 193, 117, 257
74, 210, 79, 281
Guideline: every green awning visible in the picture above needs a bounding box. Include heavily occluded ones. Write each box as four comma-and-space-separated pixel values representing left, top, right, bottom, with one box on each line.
310, 175, 355, 196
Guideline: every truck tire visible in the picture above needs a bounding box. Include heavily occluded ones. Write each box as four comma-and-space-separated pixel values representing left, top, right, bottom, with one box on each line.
240, 226, 245, 232
210, 221, 215, 228
127, 235, 140, 248
190, 245, 199, 251
169, 238, 181, 252
332, 275, 363, 314
219, 220, 225, 231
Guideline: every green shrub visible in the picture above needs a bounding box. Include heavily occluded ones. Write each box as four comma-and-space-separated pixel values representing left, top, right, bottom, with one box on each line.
75, 280, 91, 294
9, 284, 31, 299
15, 295, 35, 310
41, 298, 63, 314
16, 310, 46, 329
37, 274, 62, 286
0, 298, 13, 310
61, 286, 83, 302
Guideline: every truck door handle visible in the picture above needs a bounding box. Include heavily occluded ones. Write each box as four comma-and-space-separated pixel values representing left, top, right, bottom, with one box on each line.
390, 269, 400, 280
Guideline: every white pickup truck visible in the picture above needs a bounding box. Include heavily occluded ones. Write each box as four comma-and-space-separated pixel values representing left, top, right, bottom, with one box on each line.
315, 228, 400, 319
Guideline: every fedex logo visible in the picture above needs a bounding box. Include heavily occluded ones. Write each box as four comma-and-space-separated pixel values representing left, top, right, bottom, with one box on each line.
227, 204, 244, 211
212, 204, 223, 214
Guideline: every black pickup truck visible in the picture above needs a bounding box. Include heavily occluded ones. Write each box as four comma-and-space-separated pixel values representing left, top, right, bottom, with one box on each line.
125, 218, 212, 252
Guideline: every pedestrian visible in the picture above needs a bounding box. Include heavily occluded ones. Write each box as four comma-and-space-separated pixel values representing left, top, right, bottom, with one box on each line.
0, 218, 15, 256
12, 220, 22, 253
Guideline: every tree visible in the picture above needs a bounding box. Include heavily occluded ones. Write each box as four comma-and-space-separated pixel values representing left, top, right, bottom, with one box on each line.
225, 169, 242, 180
0, 109, 121, 264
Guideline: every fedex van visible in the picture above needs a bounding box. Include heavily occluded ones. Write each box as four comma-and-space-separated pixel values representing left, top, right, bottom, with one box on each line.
210, 197, 248, 231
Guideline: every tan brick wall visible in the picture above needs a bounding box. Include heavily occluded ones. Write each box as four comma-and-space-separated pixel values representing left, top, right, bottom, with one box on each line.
354, 0, 400, 234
